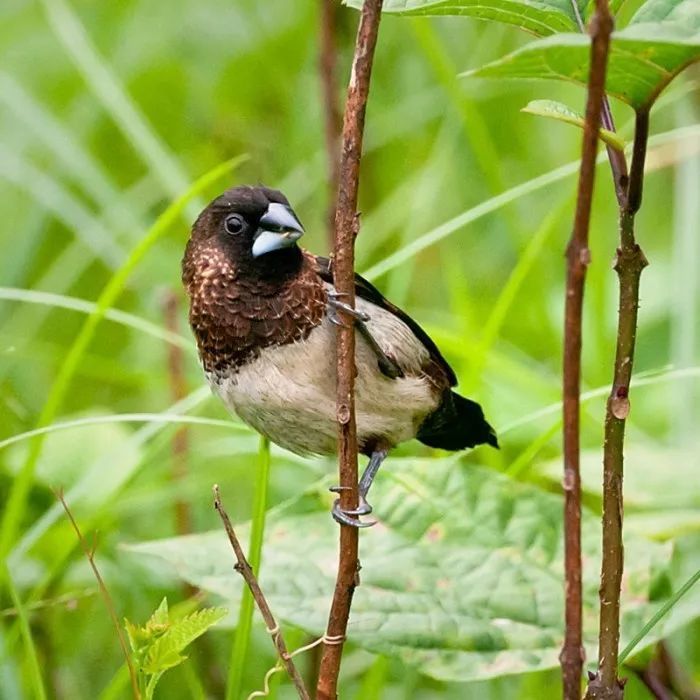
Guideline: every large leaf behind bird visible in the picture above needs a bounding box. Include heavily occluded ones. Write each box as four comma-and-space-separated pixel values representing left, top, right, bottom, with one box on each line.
127, 458, 700, 681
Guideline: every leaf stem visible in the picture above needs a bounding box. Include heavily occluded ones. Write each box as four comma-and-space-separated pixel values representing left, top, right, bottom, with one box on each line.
561, 0, 614, 697
317, 1, 383, 698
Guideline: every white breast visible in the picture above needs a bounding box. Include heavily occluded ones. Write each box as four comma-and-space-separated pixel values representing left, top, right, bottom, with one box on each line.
208, 295, 439, 456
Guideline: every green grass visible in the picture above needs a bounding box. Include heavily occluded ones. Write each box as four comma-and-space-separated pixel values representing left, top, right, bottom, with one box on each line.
1, 0, 699, 698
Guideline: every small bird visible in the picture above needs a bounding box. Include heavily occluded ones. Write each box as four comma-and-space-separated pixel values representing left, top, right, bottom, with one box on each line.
182, 185, 497, 527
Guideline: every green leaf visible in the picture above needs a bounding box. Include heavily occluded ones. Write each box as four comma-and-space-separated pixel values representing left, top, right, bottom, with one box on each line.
126, 459, 700, 681
344, 0, 586, 36
630, 0, 700, 29
521, 99, 627, 150
465, 22, 700, 110
142, 607, 227, 675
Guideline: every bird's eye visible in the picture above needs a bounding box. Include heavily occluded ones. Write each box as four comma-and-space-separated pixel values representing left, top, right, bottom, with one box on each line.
224, 214, 244, 235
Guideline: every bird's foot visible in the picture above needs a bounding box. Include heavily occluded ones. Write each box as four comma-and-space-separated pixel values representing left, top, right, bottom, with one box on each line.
327, 293, 370, 327
329, 487, 376, 528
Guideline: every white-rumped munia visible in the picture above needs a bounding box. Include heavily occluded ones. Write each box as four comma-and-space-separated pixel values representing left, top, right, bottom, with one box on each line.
182, 186, 497, 527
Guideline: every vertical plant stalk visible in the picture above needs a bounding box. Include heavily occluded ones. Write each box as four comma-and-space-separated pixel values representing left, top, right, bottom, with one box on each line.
319, 0, 343, 247
587, 109, 649, 700
561, 1, 614, 697
162, 291, 193, 539
213, 486, 309, 700
316, 2, 383, 699
226, 436, 272, 700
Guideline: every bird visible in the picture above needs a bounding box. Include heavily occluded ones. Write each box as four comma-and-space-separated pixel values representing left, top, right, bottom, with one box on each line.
182, 185, 498, 527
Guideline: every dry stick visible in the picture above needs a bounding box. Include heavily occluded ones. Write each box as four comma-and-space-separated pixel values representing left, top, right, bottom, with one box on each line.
560, 1, 614, 697
586, 110, 650, 700
316, 2, 383, 699
212, 485, 310, 700
319, 0, 343, 248
55, 490, 140, 700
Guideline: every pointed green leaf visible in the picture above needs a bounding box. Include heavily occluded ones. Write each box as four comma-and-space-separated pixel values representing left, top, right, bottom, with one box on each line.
522, 99, 627, 150
344, 0, 586, 36
126, 459, 700, 682
142, 607, 227, 675
466, 23, 700, 109
145, 597, 170, 634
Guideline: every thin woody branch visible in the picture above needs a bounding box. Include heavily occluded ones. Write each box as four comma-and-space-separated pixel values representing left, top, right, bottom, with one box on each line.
317, 2, 383, 699
212, 485, 309, 700
586, 108, 650, 700
561, 0, 614, 697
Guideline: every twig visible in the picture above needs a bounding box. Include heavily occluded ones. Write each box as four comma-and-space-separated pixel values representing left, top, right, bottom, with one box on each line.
569, 0, 628, 206
212, 485, 309, 700
561, 0, 614, 697
587, 109, 650, 700
317, 1, 383, 699
319, 0, 343, 248
56, 489, 140, 700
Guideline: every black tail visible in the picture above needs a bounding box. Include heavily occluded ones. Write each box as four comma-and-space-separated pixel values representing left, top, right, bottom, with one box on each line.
417, 391, 498, 451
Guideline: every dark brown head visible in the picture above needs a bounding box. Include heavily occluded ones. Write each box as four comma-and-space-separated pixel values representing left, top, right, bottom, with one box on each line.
182, 186, 325, 374
183, 186, 306, 285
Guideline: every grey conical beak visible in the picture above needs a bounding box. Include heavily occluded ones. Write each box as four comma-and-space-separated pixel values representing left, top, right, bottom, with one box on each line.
252, 203, 305, 258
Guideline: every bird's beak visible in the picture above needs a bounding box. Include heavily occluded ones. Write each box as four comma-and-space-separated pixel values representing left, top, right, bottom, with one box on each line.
252, 203, 305, 258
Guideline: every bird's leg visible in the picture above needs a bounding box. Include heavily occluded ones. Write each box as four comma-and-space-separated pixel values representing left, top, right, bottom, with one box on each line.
327, 292, 403, 379
331, 448, 389, 528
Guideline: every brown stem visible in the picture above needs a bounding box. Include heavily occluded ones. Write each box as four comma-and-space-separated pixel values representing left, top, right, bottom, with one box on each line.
568, 0, 628, 206
56, 490, 140, 700
316, 2, 383, 699
212, 486, 309, 700
586, 109, 649, 700
319, 0, 343, 249
561, 1, 614, 697
162, 291, 193, 539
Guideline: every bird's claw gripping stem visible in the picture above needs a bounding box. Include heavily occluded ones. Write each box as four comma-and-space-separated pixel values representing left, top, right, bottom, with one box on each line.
327, 293, 370, 327
330, 493, 377, 528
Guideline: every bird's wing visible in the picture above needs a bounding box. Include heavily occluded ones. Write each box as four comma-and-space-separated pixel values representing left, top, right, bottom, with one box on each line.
313, 255, 457, 388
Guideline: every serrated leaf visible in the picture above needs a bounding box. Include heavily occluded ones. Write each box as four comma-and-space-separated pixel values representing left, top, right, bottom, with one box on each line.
126, 459, 700, 682
343, 0, 587, 36
522, 99, 627, 150
142, 607, 227, 675
465, 20, 700, 110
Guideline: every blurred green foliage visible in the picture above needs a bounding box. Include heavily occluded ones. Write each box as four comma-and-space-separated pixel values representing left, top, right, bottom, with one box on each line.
1, 0, 699, 697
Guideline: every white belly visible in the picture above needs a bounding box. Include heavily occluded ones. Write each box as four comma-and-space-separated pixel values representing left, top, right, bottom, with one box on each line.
208, 306, 438, 456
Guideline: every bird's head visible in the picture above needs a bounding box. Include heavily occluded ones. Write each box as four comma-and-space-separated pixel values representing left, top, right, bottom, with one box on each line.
187, 185, 305, 269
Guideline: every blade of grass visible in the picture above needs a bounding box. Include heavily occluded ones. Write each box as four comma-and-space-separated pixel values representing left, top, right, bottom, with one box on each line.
0, 156, 246, 579
0, 174, 161, 385
618, 567, 700, 665
40, 0, 194, 211
0, 147, 125, 267
466, 196, 573, 387
362, 124, 700, 282
3, 563, 47, 700
499, 365, 700, 434
0, 288, 192, 351
0, 414, 248, 452
0, 71, 142, 233
226, 436, 271, 700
